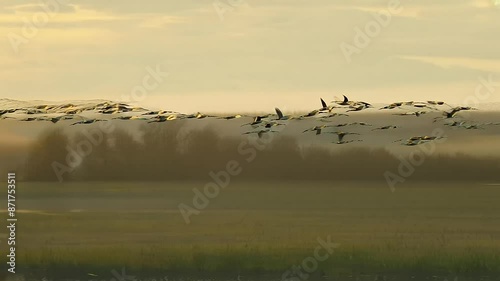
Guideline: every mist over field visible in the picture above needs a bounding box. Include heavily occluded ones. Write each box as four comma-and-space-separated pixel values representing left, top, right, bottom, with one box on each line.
1, 117, 499, 183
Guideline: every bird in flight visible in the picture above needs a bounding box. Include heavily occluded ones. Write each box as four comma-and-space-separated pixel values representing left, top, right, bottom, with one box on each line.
274, 108, 293, 120
326, 131, 361, 144
372, 125, 397, 131
71, 118, 107, 125
243, 129, 278, 139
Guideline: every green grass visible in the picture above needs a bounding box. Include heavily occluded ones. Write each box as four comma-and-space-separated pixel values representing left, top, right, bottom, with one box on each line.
20, 244, 500, 275
4, 181, 500, 279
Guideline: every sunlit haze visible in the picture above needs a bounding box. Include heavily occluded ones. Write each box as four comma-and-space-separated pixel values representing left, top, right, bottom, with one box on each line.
1, 0, 500, 112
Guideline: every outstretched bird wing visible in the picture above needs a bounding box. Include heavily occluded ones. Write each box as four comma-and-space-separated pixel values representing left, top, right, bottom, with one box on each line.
446, 107, 461, 117
320, 98, 327, 108
343, 95, 349, 104
338, 133, 345, 142
275, 107, 284, 119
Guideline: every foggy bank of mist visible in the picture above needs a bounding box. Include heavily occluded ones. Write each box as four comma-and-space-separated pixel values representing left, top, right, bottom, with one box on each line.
5, 122, 499, 183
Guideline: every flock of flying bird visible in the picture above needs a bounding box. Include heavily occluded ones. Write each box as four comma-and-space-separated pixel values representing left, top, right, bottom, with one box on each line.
1, 95, 498, 146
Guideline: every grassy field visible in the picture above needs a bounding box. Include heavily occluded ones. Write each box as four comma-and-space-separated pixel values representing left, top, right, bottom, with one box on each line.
3, 181, 500, 280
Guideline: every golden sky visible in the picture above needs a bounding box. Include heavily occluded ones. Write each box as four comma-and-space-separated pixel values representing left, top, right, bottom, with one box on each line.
1, 0, 500, 112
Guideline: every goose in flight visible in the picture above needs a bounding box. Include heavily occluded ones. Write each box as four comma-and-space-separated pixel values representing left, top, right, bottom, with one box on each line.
394, 135, 444, 145
355, 101, 372, 108
71, 119, 107, 125
380, 102, 403, 110
444, 121, 465, 127
0, 109, 17, 117
348, 122, 372, 126
326, 131, 361, 144
402, 139, 423, 146
142, 110, 175, 116
412, 102, 430, 109
372, 125, 397, 131
346, 102, 372, 112
303, 125, 333, 135
185, 112, 215, 119
334, 139, 363, 144
242, 129, 278, 139
421, 135, 443, 141
263, 121, 285, 129
319, 98, 335, 112
218, 114, 244, 120
393, 111, 426, 117
317, 113, 349, 122
399, 135, 444, 145
113, 115, 149, 121
413, 135, 442, 141
346, 104, 364, 112
461, 124, 482, 130
445, 121, 484, 130
147, 114, 178, 123
241, 116, 267, 127
36, 115, 75, 123
319, 113, 349, 118
427, 100, 447, 106
18, 108, 46, 115
99, 108, 123, 114
63, 108, 83, 115
434, 106, 477, 122
393, 137, 424, 146
329, 122, 371, 128
331, 123, 349, 128
334, 95, 351, 106
275, 108, 293, 120
396, 101, 436, 110
301, 110, 320, 118
18, 117, 40, 122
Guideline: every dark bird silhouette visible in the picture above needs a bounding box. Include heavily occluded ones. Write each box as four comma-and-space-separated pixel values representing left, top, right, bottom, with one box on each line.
275, 108, 293, 120
434, 106, 477, 122
218, 114, 244, 120
335, 95, 350, 106
372, 125, 397, 131
242, 129, 278, 138
326, 131, 361, 144
71, 119, 107, 125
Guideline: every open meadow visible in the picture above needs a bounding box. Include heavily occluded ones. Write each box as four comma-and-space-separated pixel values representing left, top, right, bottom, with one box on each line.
3, 0, 500, 279
3, 181, 500, 280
